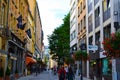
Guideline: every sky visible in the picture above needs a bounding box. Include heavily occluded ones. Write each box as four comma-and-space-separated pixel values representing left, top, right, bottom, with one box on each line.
36, 0, 70, 46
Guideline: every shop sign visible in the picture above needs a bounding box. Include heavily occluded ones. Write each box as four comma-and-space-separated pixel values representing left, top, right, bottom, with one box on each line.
100, 51, 106, 58
88, 45, 98, 51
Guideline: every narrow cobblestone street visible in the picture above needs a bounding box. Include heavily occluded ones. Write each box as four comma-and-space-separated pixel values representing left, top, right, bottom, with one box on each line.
17, 71, 58, 80
17, 70, 90, 80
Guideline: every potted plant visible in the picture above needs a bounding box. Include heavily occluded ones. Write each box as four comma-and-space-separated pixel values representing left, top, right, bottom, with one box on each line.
74, 50, 88, 61
0, 68, 3, 80
102, 31, 120, 58
5, 67, 11, 80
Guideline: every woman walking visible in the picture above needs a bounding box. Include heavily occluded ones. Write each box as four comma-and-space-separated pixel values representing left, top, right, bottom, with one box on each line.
67, 66, 75, 80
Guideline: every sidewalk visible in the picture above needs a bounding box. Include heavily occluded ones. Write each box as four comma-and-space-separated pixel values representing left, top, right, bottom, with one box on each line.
17, 71, 58, 80
75, 75, 92, 80
17, 71, 91, 80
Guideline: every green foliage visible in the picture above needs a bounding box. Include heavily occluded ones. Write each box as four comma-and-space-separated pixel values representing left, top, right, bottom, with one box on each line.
74, 50, 88, 61
5, 67, 11, 76
65, 56, 74, 65
48, 13, 70, 62
0, 68, 3, 77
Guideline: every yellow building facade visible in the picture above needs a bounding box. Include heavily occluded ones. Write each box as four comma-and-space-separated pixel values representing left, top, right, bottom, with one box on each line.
0, 0, 42, 78
27, 0, 36, 55
0, 0, 9, 76
77, 0, 87, 76
26, 10, 35, 54
0, 0, 29, 77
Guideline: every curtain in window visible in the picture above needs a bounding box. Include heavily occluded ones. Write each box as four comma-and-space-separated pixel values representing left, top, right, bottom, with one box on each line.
103, 0, 107, 12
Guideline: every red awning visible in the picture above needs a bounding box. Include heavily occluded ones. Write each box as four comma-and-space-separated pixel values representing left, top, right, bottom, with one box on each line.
25, 57, 36, 65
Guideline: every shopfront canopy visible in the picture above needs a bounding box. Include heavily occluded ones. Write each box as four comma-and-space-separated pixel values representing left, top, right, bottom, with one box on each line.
26, 57, 36, 65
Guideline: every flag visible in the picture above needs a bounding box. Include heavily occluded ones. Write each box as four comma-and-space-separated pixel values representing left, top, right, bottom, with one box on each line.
25, 28, 31, 38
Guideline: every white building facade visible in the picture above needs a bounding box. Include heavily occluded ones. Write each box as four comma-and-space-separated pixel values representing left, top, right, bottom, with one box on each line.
70, 0, 78, 52
70, 0, 78, 73
86, 0, 120, 80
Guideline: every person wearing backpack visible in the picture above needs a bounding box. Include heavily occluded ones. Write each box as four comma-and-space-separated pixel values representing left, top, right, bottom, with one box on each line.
58, 66, 66, 80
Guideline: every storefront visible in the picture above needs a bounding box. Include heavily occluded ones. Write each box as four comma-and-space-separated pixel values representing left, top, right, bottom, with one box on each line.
0, 50, 7, 76
25, 50, 37, 75
6, 33, 26, 77
102, 58, 112, 80
89, 51, 102, 80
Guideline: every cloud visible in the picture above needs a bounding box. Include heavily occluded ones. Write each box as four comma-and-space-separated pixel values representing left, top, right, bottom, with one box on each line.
37, 0, 70, 46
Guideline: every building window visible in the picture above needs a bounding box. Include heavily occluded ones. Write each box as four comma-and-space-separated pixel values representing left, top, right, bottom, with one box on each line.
70, 2, 75, 16
78, 23, 80, 33
88, 15, 93, 33
103, 0, 111, 22
70, 30, 76, 41
103, 0, 110, 12
81, 20, 82, 31
83, 0, 86, 9
95, 31, 100, 48
103, 24, 111, 39
89, 36, 93, 45
0, 4, 5, 28
88, 0, 92, 13
80, 2, 82, 13
84, 16, 86, 28
95, 6, 100, 28
78, 7, 80, 17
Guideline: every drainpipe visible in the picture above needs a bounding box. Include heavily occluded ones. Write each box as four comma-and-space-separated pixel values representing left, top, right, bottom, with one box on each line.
4, 0, 10, 79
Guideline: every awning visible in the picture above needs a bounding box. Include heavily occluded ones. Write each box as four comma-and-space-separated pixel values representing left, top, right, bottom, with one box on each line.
25, 57, 36, 65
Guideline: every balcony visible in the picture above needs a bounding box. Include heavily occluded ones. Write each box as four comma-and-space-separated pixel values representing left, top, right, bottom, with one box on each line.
103, 8, 111, 22
95, 16, 100, 28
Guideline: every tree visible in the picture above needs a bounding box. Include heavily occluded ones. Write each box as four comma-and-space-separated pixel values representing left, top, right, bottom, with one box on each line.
48, 13, 70, 64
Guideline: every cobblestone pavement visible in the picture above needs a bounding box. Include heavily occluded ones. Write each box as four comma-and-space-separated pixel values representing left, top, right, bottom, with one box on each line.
17, 71, 58, 80
17, 71, 91, 80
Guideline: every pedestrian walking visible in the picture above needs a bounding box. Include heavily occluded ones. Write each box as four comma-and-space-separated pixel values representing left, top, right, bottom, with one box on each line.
65, 66, 68, 80
67, 66, 75, 80
58, 65, 66, 80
